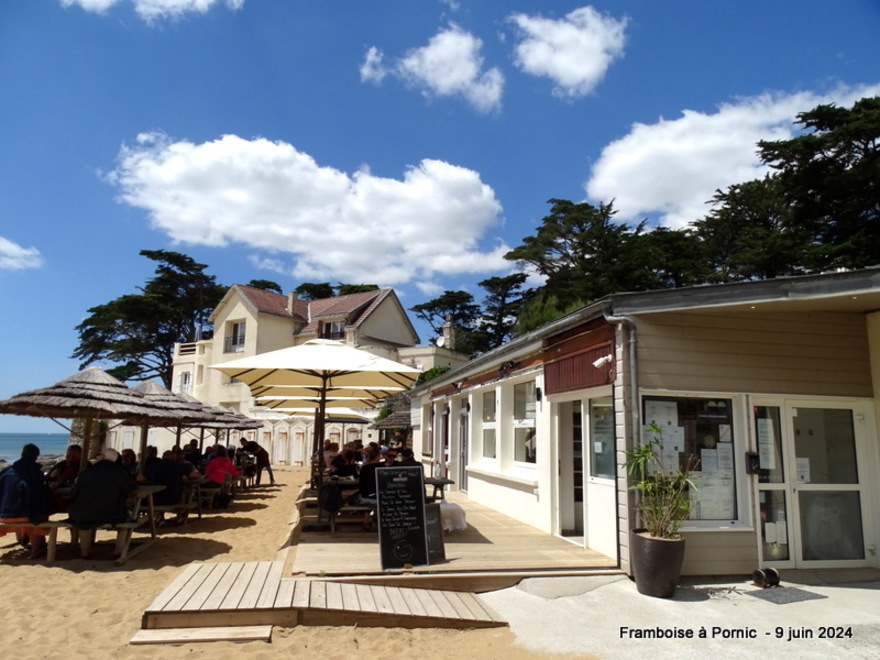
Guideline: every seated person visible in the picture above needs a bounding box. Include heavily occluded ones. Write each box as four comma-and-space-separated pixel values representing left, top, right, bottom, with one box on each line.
203, 445, 240, 509
139, 450, 185, 506
68, 448, 137, 559
203, 445, 239, 488
356, 446, 382, 530
48, 444, 82, 488
47, 444, 83, 513
398, 448, 420, 468
329, 450, 359, 478
142, 445, 160, 472
183, 439, 201, 466
0, 443, 52, 559
120, 448, 139, 478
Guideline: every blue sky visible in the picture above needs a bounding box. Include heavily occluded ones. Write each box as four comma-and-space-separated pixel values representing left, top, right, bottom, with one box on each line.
2, 0, 879, 432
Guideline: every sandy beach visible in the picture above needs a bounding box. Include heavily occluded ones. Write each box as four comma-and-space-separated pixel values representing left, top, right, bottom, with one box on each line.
0, 466, 570, 660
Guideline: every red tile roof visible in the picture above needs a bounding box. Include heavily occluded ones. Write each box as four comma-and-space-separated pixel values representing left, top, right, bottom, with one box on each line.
234, 285, 391, 332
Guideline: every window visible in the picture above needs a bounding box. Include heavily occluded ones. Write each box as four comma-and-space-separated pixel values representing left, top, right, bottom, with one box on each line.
643, 396, 737, 521
513, 381, 536, 463
178, 371, 192, 395
321, 320, 345, 340
589, 397, 614, 478
481, 390, 496, 459
225, 321, 246, 353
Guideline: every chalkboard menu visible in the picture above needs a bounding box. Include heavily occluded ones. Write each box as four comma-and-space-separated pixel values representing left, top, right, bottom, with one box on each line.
424, 502, 446, 564
377, 466, 429, 570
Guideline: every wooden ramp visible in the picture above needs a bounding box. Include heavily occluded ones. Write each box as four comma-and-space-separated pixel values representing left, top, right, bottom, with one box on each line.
140, 561, 506, 634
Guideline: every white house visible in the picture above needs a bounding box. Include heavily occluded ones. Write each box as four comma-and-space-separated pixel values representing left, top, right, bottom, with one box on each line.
411, 268, 880, 576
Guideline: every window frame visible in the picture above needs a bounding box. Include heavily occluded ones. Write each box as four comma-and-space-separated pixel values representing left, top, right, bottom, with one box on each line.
641, 391, 752, 530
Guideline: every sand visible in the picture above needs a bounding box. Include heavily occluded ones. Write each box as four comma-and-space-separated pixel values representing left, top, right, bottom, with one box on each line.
0, 466, 570, 660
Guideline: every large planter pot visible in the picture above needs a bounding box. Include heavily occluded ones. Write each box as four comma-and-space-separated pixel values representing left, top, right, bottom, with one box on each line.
629, 528, 686, 598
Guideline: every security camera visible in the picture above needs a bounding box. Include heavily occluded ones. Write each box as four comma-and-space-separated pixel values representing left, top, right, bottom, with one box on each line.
592, 355, 613, 368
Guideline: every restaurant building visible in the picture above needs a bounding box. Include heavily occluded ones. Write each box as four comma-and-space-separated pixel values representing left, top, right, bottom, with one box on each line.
410, 268, 880, 576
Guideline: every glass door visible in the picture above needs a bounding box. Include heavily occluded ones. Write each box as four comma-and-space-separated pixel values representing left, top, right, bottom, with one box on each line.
754, 401, 868, 567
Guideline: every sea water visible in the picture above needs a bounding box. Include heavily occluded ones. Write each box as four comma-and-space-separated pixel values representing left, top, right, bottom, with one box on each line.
0, 432, 72, 464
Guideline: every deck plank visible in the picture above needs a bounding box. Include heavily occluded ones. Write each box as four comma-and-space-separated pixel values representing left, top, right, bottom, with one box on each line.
309, 580, 327, 609
400, 587, 428, 617
444, 590, 478, 620
426, 590, 458, 619
456, 592, 497, 621
203, 562, 244, 610
255, 561, 284, 609
292, 580, 311, 609
340, 582, 359, 611
274, 579, 296, 609
355, 584, 379, 613
131, 625, 273, 645
146, 563, 204, 612
165, 563, 225, 612
238, 561, 272, 610
325, 581, 343, 610
219, 562, 259, 610
187, 563, 236, 611
384, 585, 412, 617
371, 585, 395, 614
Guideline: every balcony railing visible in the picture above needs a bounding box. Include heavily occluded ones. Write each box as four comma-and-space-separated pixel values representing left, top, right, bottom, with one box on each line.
224, 337, 246, 353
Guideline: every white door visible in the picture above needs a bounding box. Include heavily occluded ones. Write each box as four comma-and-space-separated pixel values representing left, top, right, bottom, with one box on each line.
753, 399, 871, 568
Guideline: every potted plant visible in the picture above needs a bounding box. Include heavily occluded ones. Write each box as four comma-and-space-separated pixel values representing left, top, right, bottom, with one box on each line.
625, 422, 697, 598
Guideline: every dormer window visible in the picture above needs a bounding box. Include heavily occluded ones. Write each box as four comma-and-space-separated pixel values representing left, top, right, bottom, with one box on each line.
321, 320, 345, 340
224, 321, 246, 353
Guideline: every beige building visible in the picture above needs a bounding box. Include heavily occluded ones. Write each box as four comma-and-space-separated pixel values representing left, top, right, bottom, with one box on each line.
412, 268, 880, 577
167, 285, 467, 464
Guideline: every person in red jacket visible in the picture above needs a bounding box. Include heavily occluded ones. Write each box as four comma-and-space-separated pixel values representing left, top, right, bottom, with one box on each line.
203, 445, 239, 488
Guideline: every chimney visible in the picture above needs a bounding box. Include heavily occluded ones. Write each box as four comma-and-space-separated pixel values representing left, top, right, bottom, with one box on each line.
441, 315, 456, 351
287, 291, 298, 315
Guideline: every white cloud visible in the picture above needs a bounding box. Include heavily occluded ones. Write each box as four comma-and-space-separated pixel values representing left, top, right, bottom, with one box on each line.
60, 0, 244, 21
110, 132, 509, 284
509, 6, 627, 99
0, 237, 44, 271
586, 84, 880, 228
363, 25, 504, 114
359, 47, 387, 84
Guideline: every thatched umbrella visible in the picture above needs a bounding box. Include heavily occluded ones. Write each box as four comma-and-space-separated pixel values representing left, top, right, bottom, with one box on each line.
0, 367, 197, 470
130, 381, 227, 471
173, 391, 262, 452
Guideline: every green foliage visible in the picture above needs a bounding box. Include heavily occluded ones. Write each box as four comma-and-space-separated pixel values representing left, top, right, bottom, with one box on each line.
72, 250, 226, 388
336, 284, 379, 296
374, 407, 391, 422
414, 365, 451, 387
625, 423, 696, 539
693, 176, 807, 282
514, 290, 584, 335
246, 279, 283, 293
505, 199, 654, 310
295, 282, 380, 300
477, 273, 528, 351
295, 282, 335, 300
758, 96, 880, 270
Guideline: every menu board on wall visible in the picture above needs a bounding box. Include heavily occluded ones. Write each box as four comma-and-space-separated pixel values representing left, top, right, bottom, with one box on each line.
377, 466, 429, 570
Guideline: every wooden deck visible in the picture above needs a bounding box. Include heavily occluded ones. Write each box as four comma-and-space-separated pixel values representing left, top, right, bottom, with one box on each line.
292, 491, 618, 591
142, 560, 506, 631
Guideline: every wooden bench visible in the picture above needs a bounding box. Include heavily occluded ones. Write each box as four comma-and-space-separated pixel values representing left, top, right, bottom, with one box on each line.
0, 520, 76, 563
151, 482, 199, 527
327, 504, 375, 535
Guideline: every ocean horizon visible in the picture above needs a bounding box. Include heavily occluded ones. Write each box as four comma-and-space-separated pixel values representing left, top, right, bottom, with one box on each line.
0, 432, 72, 463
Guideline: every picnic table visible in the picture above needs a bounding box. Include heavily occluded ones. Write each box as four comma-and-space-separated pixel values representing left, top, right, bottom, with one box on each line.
25, 483, 167, 564
425, 476, 454, 500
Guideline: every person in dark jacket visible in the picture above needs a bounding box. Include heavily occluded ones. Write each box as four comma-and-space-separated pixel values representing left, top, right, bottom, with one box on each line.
69, 448, 136, 559
0, 443, 51, 558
